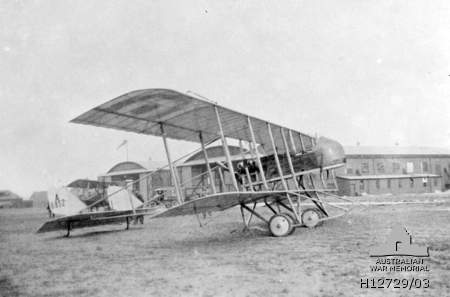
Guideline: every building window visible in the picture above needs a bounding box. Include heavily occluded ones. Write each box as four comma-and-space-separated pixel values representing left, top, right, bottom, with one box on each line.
410, 178, 414, 188
346, 167, 353, 174
422, 178, 428, 187
399, 179, 402, 188
375, 179, 380, 189
387, 179, 391, 188
376, 162, 385, 173
393, 162, 401, 173
406, 162, 414, 173
435, 164, 441, 174
359, 180, 364, 191
422, 162, 429, 172
361, 162, 369, 174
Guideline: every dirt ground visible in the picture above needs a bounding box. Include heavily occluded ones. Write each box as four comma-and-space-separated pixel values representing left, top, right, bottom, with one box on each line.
1, 194, 449, 297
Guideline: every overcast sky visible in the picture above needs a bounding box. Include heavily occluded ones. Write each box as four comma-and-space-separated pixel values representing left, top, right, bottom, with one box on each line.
1, 0, 450, 197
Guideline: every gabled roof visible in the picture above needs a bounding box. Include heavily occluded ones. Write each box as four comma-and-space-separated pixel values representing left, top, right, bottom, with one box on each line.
71, 89, 315, 153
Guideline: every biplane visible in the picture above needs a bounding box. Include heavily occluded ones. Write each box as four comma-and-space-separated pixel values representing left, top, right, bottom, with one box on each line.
38, 89, 351, 237
38, 180, 164, 236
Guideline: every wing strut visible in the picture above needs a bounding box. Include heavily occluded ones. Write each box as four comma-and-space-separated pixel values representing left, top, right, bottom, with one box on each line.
160, 123, 183, 204
247, 117, 269, 190
288, 130, 297, 154
267, 123, 301, 223
281, 128, 302, 216
281, 128, 300, 192
298, 132, 306, 153
126, 181, 136, 215
267, 123, 288, 190
239, 140, 254, 192
214, 106, 239, 191
199, 132, 216, 194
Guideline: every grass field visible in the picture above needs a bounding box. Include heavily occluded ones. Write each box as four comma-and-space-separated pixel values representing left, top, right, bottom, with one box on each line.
1, 195, 449, 297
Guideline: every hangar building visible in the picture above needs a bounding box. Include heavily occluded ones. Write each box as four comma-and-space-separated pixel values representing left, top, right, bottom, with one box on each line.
335, 146, 450, 196
100, 145, 450, 199
98, 146, 248, 201
0, 190, 32, 208
29, 191, 48, 208
98, 160, 169, 201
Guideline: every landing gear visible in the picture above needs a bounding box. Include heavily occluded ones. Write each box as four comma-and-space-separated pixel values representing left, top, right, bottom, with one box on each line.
281, 212, 296, 235
126, 217, 130, 230
65, 222, 72, 237
301, 208, 322, 228
240, 198, 329, 237
268, 214, 293, 237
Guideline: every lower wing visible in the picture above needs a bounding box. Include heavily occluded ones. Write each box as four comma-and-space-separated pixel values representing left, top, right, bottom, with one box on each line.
37, 207, 164, 233
153, 191, 290, 218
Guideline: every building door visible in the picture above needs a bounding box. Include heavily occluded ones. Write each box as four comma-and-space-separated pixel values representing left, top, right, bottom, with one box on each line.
350, 184, 356, 196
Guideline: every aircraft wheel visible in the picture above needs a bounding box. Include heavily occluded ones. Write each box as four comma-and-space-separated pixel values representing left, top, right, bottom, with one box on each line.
268, 214, 293, 237
149, 201, 159, 207
282, 212, 297, 235
301, 208, 322, 228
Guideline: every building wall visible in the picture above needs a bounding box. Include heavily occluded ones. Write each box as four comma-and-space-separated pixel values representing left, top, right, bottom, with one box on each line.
0, 198, 33, 208
30, 191, 48, 208
139, 176, 149, 200
337, 176, 442, 196
336, 178, 351, 196
147, 170, 171, 194
100, 170, 171, 201
341, 155, 450, 191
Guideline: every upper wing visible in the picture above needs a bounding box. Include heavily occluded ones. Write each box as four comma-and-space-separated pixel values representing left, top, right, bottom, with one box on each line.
71, 89, 315, 153
153, 191, 287, 218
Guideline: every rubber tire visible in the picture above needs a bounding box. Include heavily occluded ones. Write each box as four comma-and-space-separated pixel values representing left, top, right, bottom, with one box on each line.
268, 214, 293, 237
301, 208, 322, 228
281, 212, 297, 235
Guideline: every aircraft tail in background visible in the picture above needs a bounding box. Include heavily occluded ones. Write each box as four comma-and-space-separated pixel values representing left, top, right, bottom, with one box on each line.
47, 187, 86, 216
107, 186, 143, 211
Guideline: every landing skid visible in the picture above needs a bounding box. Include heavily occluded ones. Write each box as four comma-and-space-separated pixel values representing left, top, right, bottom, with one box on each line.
60, 215, 141, 238
65, 222, 72, 237
239, 191, 352, 237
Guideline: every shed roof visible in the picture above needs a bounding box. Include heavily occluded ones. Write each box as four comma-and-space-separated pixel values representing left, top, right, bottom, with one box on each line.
0, 190, 22, 201
336, 173, 440, 180
344, 146, 450, 156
